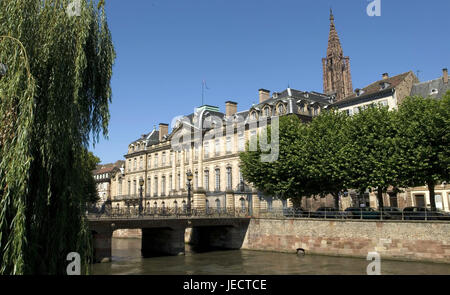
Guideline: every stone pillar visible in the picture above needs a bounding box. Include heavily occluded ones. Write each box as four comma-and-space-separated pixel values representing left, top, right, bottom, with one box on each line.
226, 190, 235, 215
251, 189, 260, 217
92, 227, 113, 263
141, 227, 186, 257
193, 188, 207, 211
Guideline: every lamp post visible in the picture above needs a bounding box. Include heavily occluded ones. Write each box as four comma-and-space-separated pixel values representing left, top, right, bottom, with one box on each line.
186, 170, 193, 216
139, 177, 144, 216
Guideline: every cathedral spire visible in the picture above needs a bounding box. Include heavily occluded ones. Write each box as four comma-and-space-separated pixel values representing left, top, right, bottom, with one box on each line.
322, 10, 353, 101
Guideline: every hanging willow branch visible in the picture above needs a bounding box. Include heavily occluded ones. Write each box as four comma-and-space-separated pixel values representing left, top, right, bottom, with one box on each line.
0, 0, 115, 274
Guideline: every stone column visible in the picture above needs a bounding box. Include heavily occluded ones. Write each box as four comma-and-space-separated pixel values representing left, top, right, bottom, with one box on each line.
193, 188, 207, 211
92, 226, 113, 263
251, 189, 260, 217
226, 189, 235, 215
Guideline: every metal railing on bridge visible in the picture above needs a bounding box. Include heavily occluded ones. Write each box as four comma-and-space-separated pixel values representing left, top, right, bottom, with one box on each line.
258, 207, 450, 221
87, 207, 251, 219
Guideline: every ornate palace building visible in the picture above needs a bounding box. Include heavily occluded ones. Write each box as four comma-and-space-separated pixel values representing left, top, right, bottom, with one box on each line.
102, 11, 449, 214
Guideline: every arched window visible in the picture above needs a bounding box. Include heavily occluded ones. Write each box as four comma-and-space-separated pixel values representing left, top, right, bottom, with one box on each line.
182, 200, 187, 212
240, 198, 246, 212
215, 199, 221, 211
277, 104, 286, 115
226, 167, 232, 190
263, 107, 270, 117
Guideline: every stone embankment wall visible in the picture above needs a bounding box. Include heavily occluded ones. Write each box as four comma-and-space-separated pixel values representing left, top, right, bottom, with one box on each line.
241, 218, 450, 263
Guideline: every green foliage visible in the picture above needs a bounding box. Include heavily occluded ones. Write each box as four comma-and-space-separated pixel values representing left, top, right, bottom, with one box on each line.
395, 94, 450, 210
240, 115, 311, 207
305, 110, 351, 207
346, 105, 403, 207
0, 0, 115, 274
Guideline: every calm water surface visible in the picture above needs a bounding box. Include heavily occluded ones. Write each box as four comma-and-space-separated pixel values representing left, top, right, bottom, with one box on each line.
91, 238, 450, 275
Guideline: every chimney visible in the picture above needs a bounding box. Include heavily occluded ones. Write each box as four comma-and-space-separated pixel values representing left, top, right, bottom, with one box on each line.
259, 89, 270, 103
159, 123, 169, 142
382, 73, 389, 80
225, 101, 237, 117
443, 68, 448, 84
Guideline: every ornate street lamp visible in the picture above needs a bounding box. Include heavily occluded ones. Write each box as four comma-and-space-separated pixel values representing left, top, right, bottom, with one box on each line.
139, 177, 144, 216
0, 63, 7, 79
186, 170, 193, 216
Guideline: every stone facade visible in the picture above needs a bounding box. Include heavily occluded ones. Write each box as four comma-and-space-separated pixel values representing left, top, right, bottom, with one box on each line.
242, 218, 450, 263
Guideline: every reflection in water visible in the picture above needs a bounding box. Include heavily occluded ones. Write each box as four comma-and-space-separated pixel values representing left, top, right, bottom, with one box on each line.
91, 238, 450, 275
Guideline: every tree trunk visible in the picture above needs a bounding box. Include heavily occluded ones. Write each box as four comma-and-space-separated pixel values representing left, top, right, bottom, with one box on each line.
427, 181, 437, 211
291, 196, 303, 210
332, 192, 340, 210
377, 187, 384, 210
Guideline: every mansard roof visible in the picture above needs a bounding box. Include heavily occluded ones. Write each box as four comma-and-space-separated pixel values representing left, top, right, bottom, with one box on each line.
411, 77, 450, 99
252, 88, 332, 111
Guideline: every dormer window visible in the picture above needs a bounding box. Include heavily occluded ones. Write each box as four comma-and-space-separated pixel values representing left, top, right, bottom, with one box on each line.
263, 107, 270, 117
379, 82, 391, 90
430, 88, 438, 95
277, 104, 286, 115
250, 112, 257, 120
355, 89, 365, 96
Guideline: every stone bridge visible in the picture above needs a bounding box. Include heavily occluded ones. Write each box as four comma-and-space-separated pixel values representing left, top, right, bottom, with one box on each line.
88, 216, 250, 262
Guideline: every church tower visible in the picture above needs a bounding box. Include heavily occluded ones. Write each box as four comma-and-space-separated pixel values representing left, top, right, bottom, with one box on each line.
322, 9, 353, 101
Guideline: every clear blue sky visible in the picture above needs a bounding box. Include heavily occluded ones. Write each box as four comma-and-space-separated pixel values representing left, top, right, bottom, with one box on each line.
91, 0, 450, 164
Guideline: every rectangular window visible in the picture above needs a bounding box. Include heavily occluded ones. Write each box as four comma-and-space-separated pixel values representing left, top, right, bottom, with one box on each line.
194, 145, 199, 160
226, 137, 232, 154
215, 169, 220, 192
147, 178, 151, 195
154, 154, 158, 168
128, 181, 131, 195
148, 157, 151, 169
139, 157, 143, 170
415, 195, 425, 207
238, 132, 245, 152
128, 160, 131, 172
133, 180, 137, 196
204, 142, 209, 159
161, 176, 166, 196
133, 158, 137, 171
154, 178, 158, 196
194, 171, 198, 190
162, 152, 166, 166
169, 175, 173, 191
204, 171, 209, 191
215, 139, 221, 156
177, 173, 181, 191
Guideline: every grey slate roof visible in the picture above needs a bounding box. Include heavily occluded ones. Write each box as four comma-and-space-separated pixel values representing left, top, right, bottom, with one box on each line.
411, 77, 449, 100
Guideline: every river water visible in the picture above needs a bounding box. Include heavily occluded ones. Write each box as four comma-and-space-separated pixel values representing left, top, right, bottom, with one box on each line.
91, 238, 450, 275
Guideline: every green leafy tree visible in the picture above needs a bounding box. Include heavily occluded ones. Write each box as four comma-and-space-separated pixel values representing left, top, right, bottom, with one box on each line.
239, 115, 312, 208
346, 105, 402, 209
0, 0, 115, 274
305, 110, 351, 209
395, 94, 450, 211
82, 150, 101, 204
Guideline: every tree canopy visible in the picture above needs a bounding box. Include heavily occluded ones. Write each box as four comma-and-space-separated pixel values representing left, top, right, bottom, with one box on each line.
0, 0, 115, 274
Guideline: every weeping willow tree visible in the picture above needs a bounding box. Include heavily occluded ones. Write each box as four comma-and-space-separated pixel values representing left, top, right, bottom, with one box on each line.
0, 0, 115, 274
